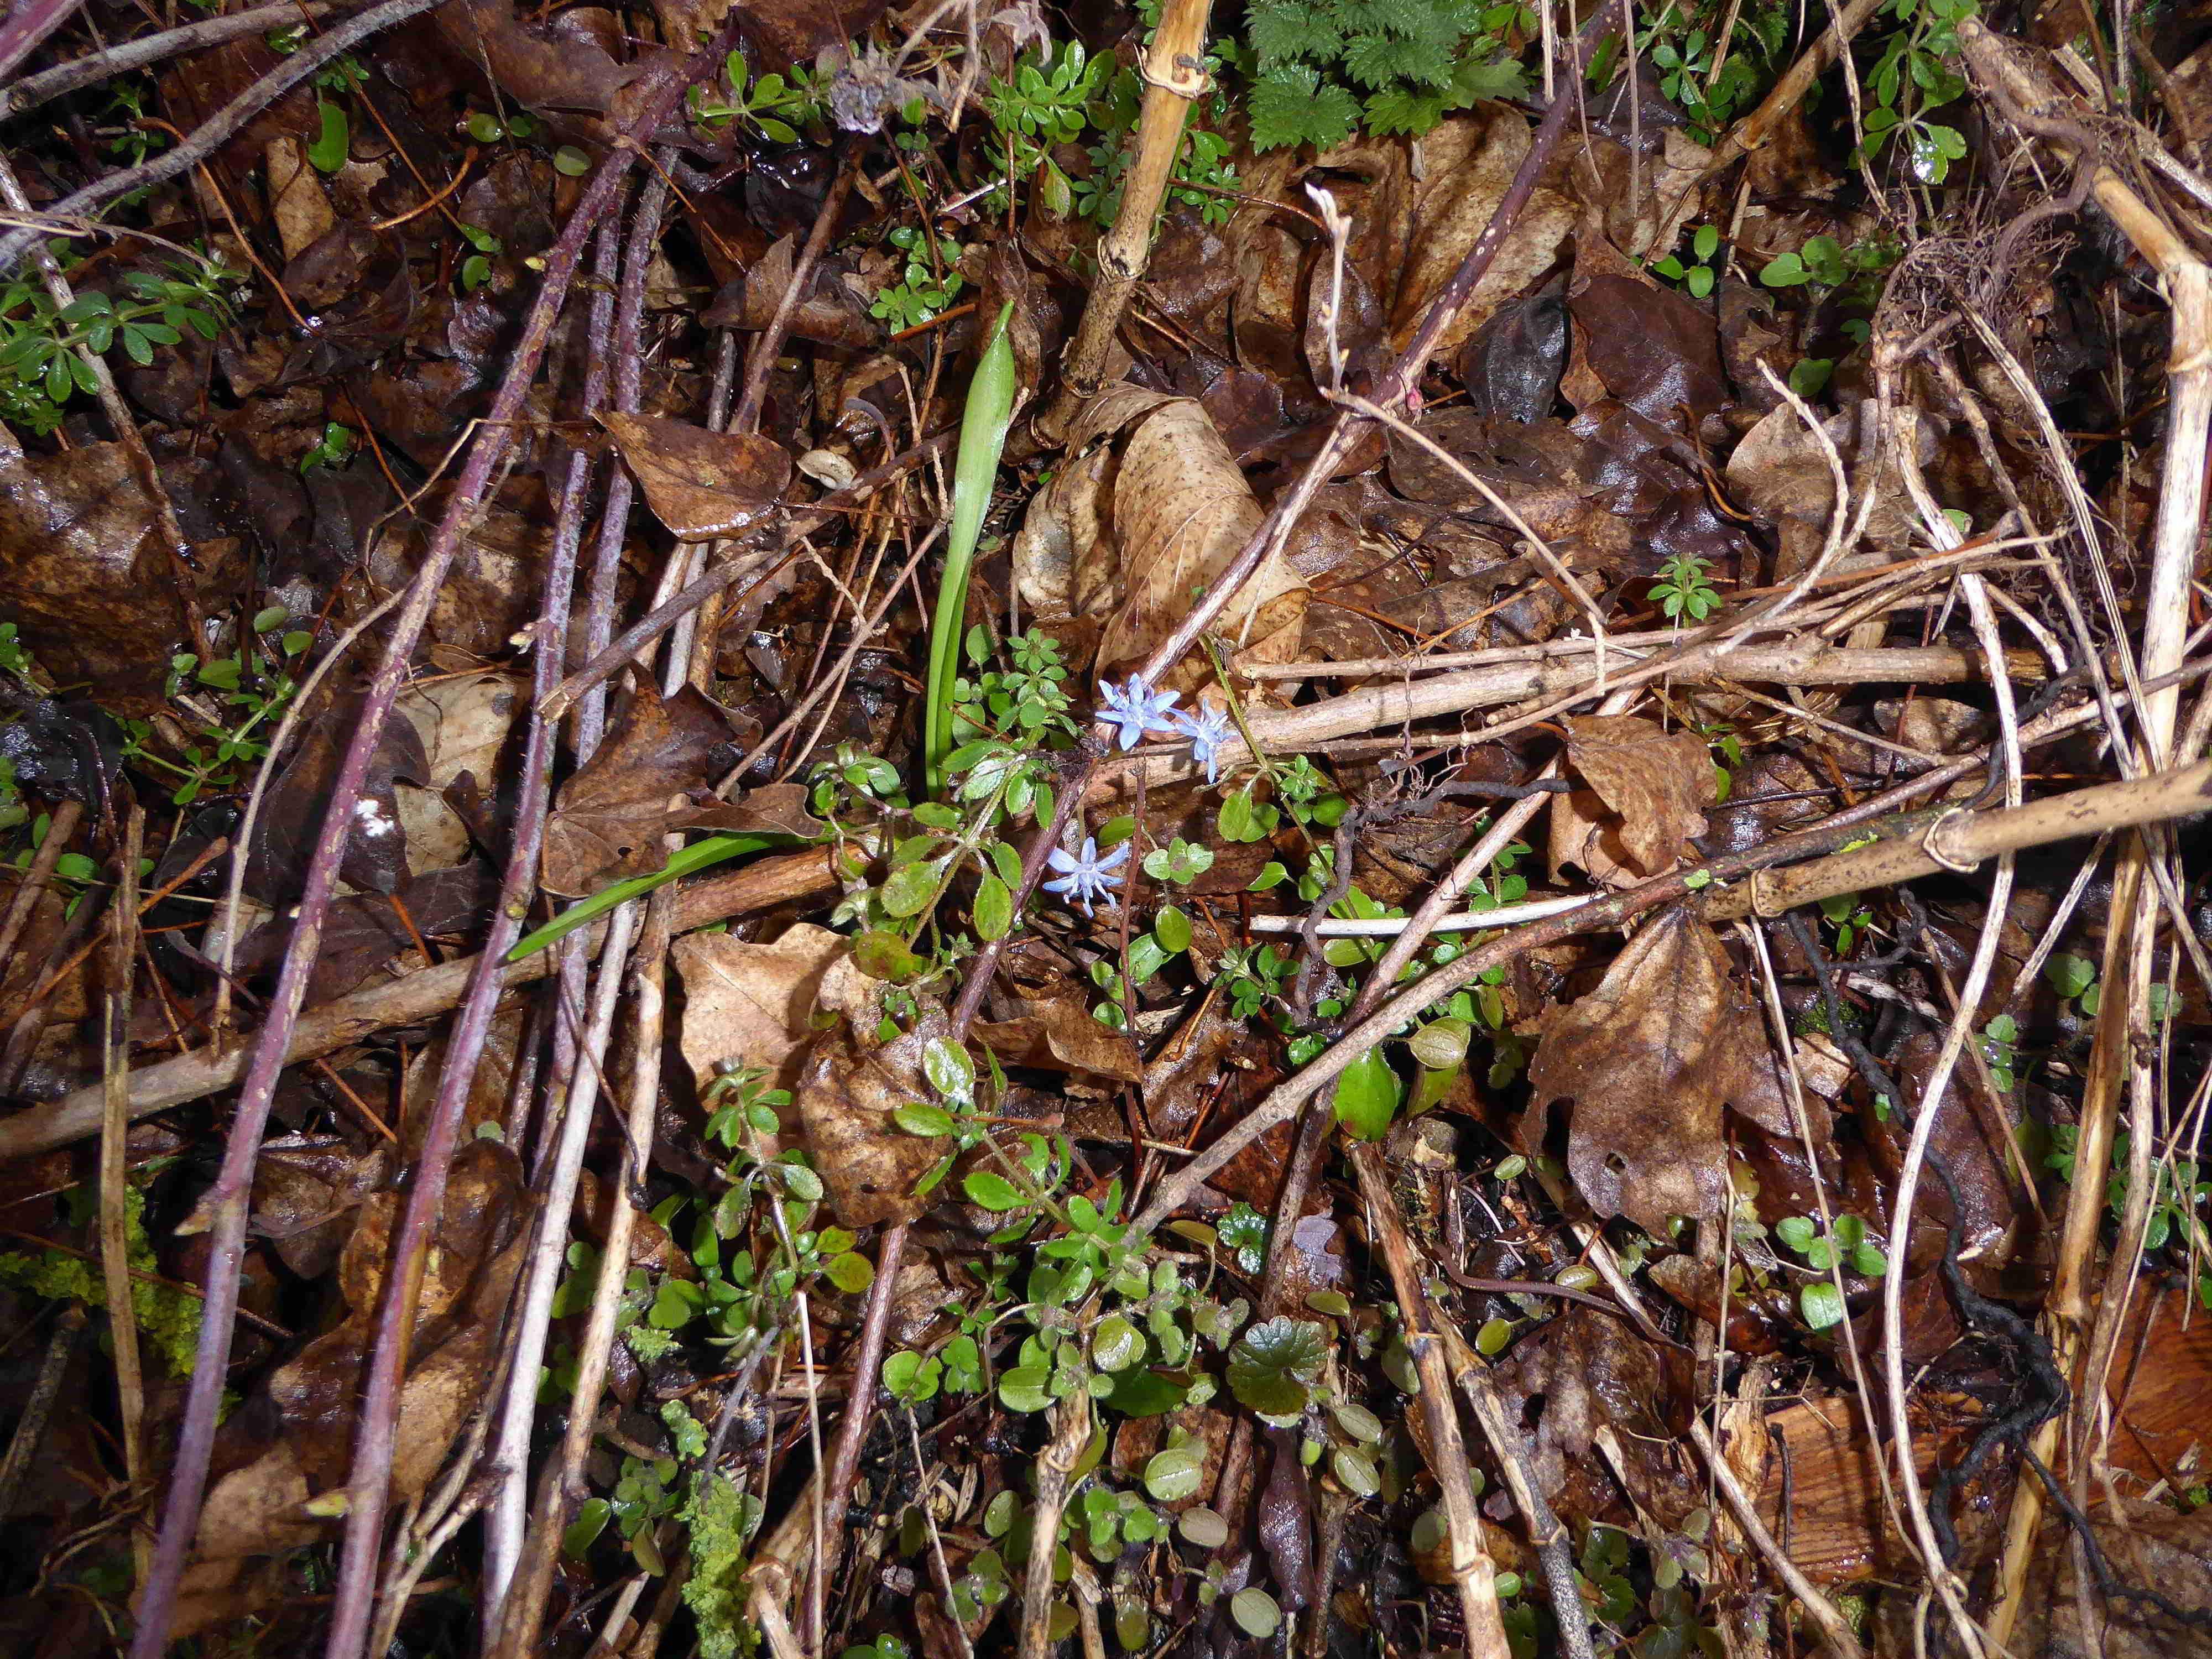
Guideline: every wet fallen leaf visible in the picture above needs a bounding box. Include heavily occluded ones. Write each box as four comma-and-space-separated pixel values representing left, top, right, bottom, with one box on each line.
1091, 395, 1308, 681
541, 680, 749, 894
675, 922, 851, 1102
0, 444, 196, 712
791, 957, 950, 1228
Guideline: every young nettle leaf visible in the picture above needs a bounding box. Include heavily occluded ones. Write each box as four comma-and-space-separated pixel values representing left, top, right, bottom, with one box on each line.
1225, 1316, 1328, 1417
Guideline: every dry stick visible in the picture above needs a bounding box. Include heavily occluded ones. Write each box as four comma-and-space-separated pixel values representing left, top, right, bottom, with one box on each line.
1017, 1394, 1097, 1659
6, 846, 843, 1160
1117, 640, 2046, 791
490, 896, 680, 1659
1120, 757, 2212, 1253
1682, 1417, 1862, 1659
812, 1223, 909, 1615
0, 0, 341, 120
1031, 0, 1217, 445
478, 212, 624, 1627
1129, 11, 1617, 696
0, 0, 81, 85
732, 139, 857, 436
0, 796, 84, 993
1698, 0, 1887, 176
98, 808, 149, 1593
537, 427, 957, 722
0, 0, 447, 272
951, 16, 1611, 1037
1348, 1142, 1511, 1659
0, 1306, 82, 1521
1957, 22, 2212, 1644
1438, 1324, 1595, 1659
121, 29, 744, 1656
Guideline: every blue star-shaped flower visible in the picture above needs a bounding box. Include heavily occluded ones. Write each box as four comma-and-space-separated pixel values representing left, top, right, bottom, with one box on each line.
1094, 676, 1180, 752
1042, 835, 1130, 915
1171, 702, 1235, 784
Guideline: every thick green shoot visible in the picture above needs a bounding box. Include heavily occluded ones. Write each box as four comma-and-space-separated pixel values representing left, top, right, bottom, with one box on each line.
923, 302, 1019, 796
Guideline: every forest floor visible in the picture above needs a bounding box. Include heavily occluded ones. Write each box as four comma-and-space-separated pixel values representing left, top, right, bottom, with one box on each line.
2, 1, 2211, 1656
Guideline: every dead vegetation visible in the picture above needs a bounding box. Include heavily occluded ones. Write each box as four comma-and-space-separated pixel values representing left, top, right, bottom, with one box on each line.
1, 1, 2211, 1656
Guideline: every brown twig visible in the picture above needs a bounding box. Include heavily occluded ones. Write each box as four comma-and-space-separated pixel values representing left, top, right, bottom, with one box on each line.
1031, 0, 1218, 444
0, 0, 451, 273
1348, 1141, 1511, 1659
0, 0, 341, 121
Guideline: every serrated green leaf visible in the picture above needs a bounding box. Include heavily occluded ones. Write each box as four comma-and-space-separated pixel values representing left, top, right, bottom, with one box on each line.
1226, 1316, 1328, 1417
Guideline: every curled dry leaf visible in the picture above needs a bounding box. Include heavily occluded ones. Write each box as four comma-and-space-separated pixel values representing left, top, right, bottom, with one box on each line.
791, 956, 948, 1228
1549, 713, 1714, 883
599, 412, 792, 542
1035, 389, 1310, 681
1522, 907, 1781, 1234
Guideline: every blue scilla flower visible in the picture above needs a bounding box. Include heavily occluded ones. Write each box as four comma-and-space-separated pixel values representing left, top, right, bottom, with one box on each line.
1171, 702, 1235, 783
1094, 676, 1180, 752
1042, 835, 1129, 915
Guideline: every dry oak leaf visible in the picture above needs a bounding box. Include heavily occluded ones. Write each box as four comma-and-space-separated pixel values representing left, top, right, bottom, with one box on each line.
791, 956, 948, 1228
1549, 713, 1713, 883
599, 411, 792, 541
1521, 907, 1777, 1234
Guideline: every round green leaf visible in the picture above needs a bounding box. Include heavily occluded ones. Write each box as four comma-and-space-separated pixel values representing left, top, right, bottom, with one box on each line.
1799, 1281, 1846, 1330
1177, 1507, 1229, 1550
1154, 905, 1192, 954
999, 1366, 1053, 1413
1091, 1315, 1142, 1373
1331, 1446, 1381, 1499
880, 858, 942, 918
824, 1251, 874, 1293
1229, 1588, 1281, 1639
1142, 1446, 1206, 1503
1331, 1046, 1401, 1140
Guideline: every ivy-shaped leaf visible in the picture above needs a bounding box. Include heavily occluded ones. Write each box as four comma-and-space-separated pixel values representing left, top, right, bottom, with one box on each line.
1225, 1316, 1328, 1417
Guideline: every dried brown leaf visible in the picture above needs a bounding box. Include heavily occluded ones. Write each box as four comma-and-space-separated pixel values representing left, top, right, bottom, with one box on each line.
599, 412, 791, 541
1554, 714, 1713, 879
1093, 397, 1307, 681
0, 444, 196, 712
675, 923, 849, 1100
1521, 907, 1772, 1233
541, 681, 802, 895
792, 958, 946, 1228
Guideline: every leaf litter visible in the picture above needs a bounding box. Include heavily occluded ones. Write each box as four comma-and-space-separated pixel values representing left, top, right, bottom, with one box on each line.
2, 3, 2211, 1657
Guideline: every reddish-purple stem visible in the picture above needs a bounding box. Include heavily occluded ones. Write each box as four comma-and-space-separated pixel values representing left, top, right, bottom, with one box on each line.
321, 207, 631, 1653
126, 27, 745, 1658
